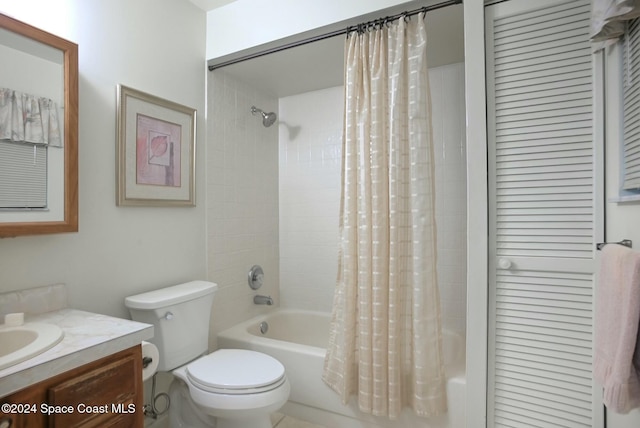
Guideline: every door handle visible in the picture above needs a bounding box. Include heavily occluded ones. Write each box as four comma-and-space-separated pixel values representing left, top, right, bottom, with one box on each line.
498, 258, 512, 270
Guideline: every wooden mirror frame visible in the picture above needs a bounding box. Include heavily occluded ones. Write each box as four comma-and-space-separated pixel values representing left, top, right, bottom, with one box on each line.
0, 13, 78, 237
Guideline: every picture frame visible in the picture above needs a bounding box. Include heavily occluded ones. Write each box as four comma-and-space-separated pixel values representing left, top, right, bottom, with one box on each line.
116, 84, 196, 206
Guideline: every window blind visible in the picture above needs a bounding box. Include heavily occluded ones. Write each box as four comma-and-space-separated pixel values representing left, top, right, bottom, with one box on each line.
623, 18, 640, 190
0, 140, 47, 209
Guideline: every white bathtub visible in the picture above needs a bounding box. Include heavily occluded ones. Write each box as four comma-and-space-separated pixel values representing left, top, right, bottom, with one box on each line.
218, 309, 466, 428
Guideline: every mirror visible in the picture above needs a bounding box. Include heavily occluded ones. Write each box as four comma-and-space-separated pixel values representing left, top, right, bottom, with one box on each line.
0, 13, 78, 237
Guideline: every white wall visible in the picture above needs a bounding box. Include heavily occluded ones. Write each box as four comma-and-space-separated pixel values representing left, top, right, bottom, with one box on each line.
604, 41, 640, 428
206, 0, 444, 62
463, 0, 489, 426
207, 69, 279, 347
277, 63, 467, 334
0, 0, 208, 319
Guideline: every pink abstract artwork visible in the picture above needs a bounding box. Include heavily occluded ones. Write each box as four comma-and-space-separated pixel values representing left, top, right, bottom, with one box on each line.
136, 114, 181, 187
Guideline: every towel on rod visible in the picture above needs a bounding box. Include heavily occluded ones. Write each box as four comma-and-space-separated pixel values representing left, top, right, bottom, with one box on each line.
594, 244, 640, 413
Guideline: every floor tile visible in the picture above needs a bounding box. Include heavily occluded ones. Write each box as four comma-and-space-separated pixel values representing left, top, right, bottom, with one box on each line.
274, 415, 326, 428
271, 412, 286, 426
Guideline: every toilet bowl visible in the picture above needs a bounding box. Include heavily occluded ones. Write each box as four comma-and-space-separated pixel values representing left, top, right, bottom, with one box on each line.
124, 281, 290, 428
172, 349, 290, 428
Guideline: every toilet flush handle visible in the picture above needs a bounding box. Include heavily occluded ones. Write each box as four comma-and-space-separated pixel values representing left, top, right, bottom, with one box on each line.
164, 311, 174, 321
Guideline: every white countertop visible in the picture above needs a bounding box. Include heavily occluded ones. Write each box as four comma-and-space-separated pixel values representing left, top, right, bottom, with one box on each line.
0, 308, 153, 397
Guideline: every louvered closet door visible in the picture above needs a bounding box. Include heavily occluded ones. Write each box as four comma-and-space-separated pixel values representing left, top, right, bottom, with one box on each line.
486, 0, 604, 427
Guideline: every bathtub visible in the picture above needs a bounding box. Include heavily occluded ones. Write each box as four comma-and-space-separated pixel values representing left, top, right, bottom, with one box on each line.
217, 309, 466, 428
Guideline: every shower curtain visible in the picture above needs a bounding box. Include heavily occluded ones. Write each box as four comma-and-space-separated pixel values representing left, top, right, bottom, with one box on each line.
322, 12, 447, 418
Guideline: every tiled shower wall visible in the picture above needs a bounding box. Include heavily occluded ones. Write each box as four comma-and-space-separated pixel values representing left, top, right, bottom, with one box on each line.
278, 87, 343, 313
278, 62, 467, 334
430, 62, 467, 334
207, 70, 280, 347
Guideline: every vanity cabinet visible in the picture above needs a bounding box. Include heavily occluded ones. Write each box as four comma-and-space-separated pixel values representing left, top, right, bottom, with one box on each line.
0, 346, 143, 428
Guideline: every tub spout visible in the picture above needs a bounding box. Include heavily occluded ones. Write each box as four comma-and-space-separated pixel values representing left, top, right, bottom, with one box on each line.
254, 295, 273, 305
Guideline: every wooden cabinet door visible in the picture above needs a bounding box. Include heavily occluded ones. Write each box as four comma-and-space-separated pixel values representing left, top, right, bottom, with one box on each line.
0, 384, 47, 428
48, 346, 142, 428
0, 346, 143, 428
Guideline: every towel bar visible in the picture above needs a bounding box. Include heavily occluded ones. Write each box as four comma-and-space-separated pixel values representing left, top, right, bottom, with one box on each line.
596, 239, 633, 250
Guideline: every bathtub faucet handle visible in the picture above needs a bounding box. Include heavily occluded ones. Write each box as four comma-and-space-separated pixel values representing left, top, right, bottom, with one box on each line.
254, 295, 273, 305
248, 265, 265, 290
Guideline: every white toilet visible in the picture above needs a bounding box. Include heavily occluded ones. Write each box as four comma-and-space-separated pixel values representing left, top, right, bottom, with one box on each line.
125, 281, 290, 428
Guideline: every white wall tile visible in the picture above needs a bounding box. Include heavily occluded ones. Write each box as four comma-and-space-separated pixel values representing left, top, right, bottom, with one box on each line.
207, 70, 280, 348
278, 86, 344, 313
430, 63, 467, 334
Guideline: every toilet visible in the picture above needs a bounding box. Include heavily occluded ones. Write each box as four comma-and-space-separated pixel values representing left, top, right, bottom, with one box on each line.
125, 281, 290, 428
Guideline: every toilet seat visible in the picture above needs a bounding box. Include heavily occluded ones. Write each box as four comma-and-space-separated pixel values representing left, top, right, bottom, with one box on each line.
186, 349, 286, 395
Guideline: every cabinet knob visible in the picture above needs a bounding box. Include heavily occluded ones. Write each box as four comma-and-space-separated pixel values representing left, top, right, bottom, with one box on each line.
0, 416, 13, 428
498, 258, 512, 269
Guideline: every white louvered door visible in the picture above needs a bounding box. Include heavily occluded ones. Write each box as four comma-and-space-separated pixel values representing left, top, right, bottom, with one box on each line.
486, 0, 604, 427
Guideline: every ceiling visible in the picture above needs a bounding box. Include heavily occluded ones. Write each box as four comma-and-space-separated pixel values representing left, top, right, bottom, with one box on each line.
189, 0, 236, 12
200, 3, 464, 98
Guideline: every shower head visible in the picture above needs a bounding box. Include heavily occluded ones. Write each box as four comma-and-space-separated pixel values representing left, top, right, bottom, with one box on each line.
251, 106, 277, 127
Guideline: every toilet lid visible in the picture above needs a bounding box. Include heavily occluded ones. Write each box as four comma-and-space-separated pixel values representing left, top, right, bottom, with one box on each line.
186, 349, 285, 393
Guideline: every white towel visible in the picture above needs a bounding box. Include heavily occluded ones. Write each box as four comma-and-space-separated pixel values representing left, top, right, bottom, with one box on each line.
594, 244, 640, 413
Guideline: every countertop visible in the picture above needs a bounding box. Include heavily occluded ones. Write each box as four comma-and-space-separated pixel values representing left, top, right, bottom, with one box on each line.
0, 308, 153, 397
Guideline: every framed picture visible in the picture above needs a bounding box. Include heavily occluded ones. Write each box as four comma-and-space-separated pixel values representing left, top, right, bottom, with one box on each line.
116, 84, 196, 206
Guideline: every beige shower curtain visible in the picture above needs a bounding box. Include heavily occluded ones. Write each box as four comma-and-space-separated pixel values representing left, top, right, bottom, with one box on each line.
322, 12, 447, 419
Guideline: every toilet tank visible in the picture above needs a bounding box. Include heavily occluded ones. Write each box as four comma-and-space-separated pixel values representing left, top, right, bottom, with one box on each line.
125, 281, 217, 372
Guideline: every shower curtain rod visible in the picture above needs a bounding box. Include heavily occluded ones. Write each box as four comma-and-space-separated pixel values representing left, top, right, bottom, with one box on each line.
207, 0, 463, 71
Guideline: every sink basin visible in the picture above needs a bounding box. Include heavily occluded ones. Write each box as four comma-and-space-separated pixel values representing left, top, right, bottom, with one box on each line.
0, 322, 64, 370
